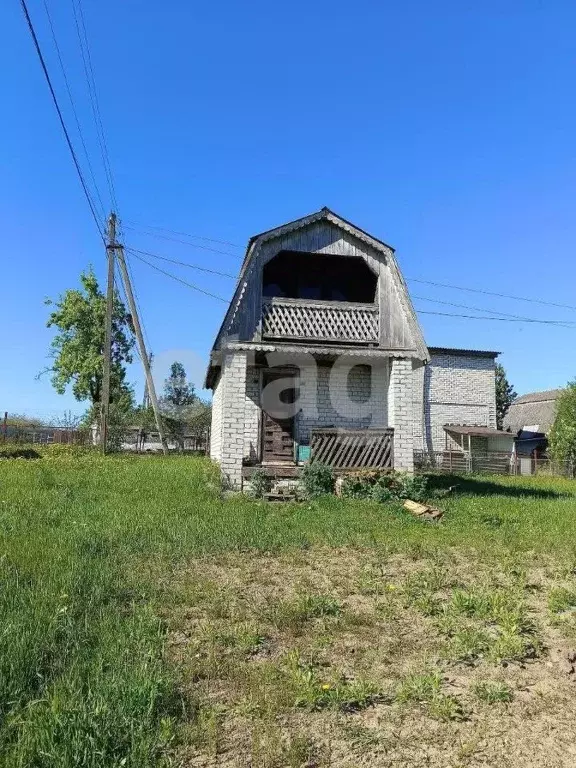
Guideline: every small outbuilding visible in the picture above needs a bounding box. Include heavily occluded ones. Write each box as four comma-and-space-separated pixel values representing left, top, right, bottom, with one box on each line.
503, 389, 563, 473
441, 424, 515, 473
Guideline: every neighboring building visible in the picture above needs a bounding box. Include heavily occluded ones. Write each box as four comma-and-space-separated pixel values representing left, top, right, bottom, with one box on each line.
205, 208, 509, 487
503, 389, 562, 435
503, 389, 563, 467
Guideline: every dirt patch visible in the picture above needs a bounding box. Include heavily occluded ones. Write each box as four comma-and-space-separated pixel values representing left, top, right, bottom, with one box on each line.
165, 547, 576, 767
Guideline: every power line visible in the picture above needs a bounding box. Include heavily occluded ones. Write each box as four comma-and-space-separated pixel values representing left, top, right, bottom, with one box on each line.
41, 0, 106, 221
70, 0, 117, 210
123, 219, 243, 249
407, 276, 576, 312
130, 251, 229, 302
125, 246, 237, 279
127, 223, 576, 315
123, 224, 241, 258
416, 309, 575, 325
412, 295, 576, 327
19, 0, 104, 239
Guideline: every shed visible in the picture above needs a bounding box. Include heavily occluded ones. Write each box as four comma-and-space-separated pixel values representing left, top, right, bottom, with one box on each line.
443, 424, 515, 455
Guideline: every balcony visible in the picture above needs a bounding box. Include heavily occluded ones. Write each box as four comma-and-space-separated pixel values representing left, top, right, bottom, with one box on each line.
261, 297, 379, 345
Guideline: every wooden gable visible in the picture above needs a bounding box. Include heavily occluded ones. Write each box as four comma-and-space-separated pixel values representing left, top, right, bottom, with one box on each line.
211, 208, 428, 361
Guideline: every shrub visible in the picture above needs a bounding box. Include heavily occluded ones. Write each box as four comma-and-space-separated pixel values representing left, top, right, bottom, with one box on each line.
300, 462, 335, 498
0, 445, 41, 460
248, 468, 272, 499
340, 470, 430, 502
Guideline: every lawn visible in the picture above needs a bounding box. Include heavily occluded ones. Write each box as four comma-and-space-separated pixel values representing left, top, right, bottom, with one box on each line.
2, 452, 576, 766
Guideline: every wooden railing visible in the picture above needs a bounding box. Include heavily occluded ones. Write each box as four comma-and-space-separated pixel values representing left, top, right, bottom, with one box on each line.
310, 428, 394, 469
261, 298, 379, 344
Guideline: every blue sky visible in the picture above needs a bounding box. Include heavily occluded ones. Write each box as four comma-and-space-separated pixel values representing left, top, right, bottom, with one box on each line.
2, 0, 576, 421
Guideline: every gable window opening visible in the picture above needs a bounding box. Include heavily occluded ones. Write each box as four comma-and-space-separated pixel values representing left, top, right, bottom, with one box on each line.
262, 250, 377, 304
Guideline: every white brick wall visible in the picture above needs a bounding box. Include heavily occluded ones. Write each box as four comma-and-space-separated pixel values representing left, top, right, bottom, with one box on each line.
219, 350, 248, 488
413, 352, 496, 452
297, 361, 388, 444
244, 366, 261, 461
389, 357, 414, 471
210, 348, 496, 482
209, 371, 223, 462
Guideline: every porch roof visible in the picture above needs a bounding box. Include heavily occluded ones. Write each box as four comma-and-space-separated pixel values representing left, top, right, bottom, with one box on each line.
443, 425, 514, 439
205, 342, 420, 387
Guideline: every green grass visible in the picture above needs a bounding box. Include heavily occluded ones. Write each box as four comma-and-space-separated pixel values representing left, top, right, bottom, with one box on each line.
472, 680, 514, 704
2, 452, 576, 765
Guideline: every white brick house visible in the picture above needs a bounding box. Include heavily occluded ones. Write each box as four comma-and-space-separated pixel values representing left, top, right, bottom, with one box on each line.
205, 209, 505, 487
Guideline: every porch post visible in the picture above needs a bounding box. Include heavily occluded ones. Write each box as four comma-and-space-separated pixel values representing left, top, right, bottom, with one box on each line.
220, 349, 248, 489
388, 357, 414, 472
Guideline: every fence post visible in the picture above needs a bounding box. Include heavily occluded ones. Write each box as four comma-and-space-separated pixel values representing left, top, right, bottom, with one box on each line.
2, 412, 6, 444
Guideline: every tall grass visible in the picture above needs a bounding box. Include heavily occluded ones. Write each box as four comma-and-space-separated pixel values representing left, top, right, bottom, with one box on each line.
1, 453, 576, 764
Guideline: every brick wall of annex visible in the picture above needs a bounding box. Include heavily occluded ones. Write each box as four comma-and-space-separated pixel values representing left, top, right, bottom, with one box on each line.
413, 353, 496, 452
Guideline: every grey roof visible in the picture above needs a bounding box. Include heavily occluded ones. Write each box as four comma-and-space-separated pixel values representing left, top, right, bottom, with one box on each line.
444, 425, 514, 439
503, 389, 563, 435
428, 346, 499, 359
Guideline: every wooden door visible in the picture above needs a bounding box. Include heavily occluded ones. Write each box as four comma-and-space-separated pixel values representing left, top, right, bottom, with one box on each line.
262, 372, 297, 463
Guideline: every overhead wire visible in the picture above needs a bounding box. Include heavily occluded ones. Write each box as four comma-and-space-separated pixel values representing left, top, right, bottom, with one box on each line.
124, 222, 576, 316
19, 0, 104, 240
70, 0, 118, 211
407, 276, 576, 312
125, 246, 237, 279
411, 295, 576, 327
129, 252, 574, 325
123, 219, 243, 249
415, 309, 575, 325
130, 251, 229, 302
122, 224, 242, 258
41, 0, 106, 222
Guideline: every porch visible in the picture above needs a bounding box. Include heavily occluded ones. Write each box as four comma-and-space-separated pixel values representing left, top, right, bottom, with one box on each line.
242, 426, 395, 482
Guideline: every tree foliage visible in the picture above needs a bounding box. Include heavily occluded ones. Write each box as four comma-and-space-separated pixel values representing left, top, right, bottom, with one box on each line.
159, 362, 210, 451
161, 362, 197, 410
45, 268, 135, 406
548, 383, 576, 465
495, 363, 517, 429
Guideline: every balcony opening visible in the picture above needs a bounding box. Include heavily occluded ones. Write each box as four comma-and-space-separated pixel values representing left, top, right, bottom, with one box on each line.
262, 251, 377, 303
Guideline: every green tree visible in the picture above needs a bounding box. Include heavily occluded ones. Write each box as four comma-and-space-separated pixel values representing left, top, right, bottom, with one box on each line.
160, 362, 210, 452
495, 363, 517, 429
45, 268, 135, 407
548, 383, 576, 466
161, 362, 197, 409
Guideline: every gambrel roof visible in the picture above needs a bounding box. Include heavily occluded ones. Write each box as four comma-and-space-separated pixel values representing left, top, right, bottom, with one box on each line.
206, 207, 429, 385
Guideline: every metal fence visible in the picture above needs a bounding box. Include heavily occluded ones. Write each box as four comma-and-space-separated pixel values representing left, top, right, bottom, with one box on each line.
414, 450, 576, 478
1, 425, 90, 445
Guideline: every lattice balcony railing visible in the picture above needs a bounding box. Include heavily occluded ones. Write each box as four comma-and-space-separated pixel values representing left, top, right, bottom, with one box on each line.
261, 298, 379, 344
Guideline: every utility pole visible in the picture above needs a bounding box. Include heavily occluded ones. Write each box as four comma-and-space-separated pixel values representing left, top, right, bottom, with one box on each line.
116, 244, 168, 454
142, 352, 153, 408
100, 213, 116, 451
